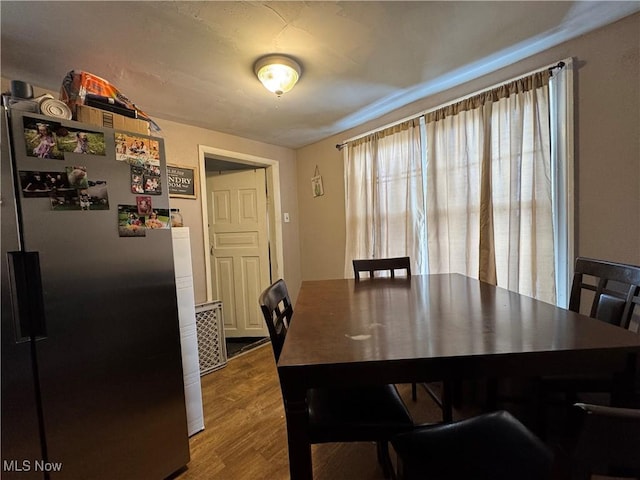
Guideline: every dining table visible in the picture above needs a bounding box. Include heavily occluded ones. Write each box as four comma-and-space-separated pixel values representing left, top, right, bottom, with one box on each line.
276, 273, 640, 480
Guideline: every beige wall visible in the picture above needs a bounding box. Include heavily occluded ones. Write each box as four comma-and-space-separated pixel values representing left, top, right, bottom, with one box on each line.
4, 12, 638, 295
295, 138, 348, 280
296, 12, 640, 281
1, 77, 302, 303
154, 119, 302, 304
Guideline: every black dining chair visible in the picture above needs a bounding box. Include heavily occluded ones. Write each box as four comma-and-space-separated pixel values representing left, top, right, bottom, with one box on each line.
391, 410, 554, 480
259, 278, 415, 478
567, 257, 640, 330
353, 257, 417, 395
490, 257, 640, 434
352, 256, 411, 280
352, 257, 449, 415
537, 258, 640, 419
571, 402, 640, 479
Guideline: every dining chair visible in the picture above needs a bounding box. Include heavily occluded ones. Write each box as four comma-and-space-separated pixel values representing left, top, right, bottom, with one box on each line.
259, 278, 415, 479
568, 257, 640, 330
489, 257, 640, 434
391, 410, 554, 480
352, 256, 411, 280
353, 257, 415, 397
352, 257, 449, 414
571, 402, 640, 479
538, 258, 640, 409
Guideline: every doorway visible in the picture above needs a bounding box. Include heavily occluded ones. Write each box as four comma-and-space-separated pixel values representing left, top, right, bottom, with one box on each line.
198, 146, 284, 349
207, 168, 270, 339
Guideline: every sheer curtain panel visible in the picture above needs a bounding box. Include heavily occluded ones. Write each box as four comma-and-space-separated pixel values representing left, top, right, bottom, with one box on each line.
343, 63, 569, 305
489, 75, 554, 303
424, 71, 555, 303
424, 103, 484, 280
343, 120, 425, 277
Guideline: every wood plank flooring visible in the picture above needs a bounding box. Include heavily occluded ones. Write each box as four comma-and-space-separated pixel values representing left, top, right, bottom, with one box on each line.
172, 343, 578, 479
172, 343, 445, 480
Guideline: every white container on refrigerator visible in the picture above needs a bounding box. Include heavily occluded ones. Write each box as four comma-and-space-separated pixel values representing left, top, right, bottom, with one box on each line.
172, 227, 205, 436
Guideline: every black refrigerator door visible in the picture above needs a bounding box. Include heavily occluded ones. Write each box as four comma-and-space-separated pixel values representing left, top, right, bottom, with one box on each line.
1, 109, 45, 479
3, 110, 189, 479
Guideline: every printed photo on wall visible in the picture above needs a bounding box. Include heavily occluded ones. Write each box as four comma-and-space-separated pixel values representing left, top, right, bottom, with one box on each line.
66, 166, 89, 189
49, 188, 79, 210
136, 196, 153, 215
19, 168, 109, 211
115, 133, 160, 167
131, 166, 145, 194
143, 175, 162, 195
49, 180, 110, 211
23, 117, 64, 159
56, 128, 106, 155
144, 209, 170, 230
144, 162, 161, 176
85, 180, 110, 210
118, 205, 146, 237
19, 170, 71, 197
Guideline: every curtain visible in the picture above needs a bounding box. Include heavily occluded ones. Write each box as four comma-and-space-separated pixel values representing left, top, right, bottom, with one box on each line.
343, 69, 557, 304
490, 77, 554, 302
424, 71, 555, 303
344, 119, 425, 277
549, 63, 574, 308
424, 105, 483, 279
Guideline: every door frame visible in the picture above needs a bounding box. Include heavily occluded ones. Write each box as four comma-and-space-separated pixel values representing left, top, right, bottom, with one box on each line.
198, 145, 284, 303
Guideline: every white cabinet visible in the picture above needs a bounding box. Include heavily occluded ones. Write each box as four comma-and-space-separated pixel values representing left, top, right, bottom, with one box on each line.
172, 227, 205, 436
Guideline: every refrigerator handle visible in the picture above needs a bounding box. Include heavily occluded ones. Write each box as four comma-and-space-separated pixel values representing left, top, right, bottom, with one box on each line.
7, 251, 47, 342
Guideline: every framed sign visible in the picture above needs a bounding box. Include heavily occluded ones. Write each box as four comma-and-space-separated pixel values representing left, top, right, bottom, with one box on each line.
167, 164, 198, 199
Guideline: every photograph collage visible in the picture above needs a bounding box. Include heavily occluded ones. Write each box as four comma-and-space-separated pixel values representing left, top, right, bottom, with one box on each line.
18, 115, 171, 235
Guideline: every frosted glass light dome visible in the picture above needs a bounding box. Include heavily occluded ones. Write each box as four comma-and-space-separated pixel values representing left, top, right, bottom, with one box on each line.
254, 55, 302, 96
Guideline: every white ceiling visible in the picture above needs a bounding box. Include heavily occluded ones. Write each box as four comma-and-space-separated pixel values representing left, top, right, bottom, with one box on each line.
2, 1, 638, 149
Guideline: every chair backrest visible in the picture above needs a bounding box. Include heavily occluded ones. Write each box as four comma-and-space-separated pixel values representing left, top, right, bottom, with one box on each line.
392, 410, 554, 480
258, 279, 294, 362
352, 256, 411, 280
569, 257, 640, 330
572, 403, 640, 479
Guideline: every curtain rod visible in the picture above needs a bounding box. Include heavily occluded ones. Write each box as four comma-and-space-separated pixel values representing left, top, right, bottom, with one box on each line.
336, 60, 567, 151
548, 61, 566, 76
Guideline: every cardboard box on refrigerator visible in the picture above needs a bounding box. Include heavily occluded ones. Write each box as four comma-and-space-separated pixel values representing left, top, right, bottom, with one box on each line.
60, 70, 160, 133
76, 105, 150, 135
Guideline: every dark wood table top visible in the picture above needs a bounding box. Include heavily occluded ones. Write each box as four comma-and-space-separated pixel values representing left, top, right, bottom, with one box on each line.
278, 274, 640, 384
276, 274, 640, 480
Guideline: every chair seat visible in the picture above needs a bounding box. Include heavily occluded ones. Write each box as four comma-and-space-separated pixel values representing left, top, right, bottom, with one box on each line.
308, 384, 414, 443
391, 410, 553, 480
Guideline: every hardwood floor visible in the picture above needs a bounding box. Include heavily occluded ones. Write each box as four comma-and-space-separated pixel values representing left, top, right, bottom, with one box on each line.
173, 343, 577, 479
172, 343, 446, 480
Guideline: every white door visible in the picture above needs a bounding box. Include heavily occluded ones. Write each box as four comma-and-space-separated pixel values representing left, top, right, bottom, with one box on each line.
207, 168, 270, 338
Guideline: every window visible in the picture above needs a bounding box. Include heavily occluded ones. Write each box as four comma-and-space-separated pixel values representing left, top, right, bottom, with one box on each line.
344, 60, 574, 305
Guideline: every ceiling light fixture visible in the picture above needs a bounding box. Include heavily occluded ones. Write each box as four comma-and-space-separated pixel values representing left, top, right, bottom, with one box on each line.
254, 54, 302, 96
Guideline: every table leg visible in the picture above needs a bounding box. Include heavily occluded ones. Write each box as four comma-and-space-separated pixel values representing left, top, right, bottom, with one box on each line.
611, 353, 638, 408
282, 385, 313, 480
442, 380, 453, 422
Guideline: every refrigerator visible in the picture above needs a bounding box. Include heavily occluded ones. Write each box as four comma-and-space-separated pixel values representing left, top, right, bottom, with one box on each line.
1, 108, 190, 479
